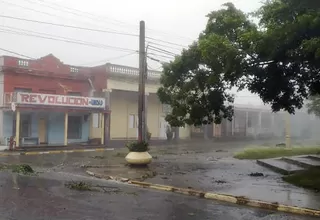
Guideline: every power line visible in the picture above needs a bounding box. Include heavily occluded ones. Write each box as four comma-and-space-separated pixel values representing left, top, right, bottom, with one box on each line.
0, 15, 139, 37
147, 41, 185, 51
148, 53, 174, 60
0, 47, 35, 59
31, 0, 193, 42
0, 26, 136, 52
0, 14, 190, 49
148, 45, 178, 56
35, 0, 138, 29
146, 36, 187, 48
78, 51, 138, 66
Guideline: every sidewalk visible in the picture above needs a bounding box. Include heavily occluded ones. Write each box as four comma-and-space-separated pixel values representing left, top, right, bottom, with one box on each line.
85, 142, 320, 211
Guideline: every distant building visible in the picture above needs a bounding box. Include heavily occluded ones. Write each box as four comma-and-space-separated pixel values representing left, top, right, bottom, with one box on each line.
0, 54, 108, 147
105, 63, 191, 140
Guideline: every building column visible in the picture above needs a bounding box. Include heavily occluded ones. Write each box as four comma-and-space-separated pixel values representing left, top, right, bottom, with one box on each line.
15, 110, 20, 147
258, 111, 262, 138
174, 127, 180, 140
231, 116, 235, 136
144, 93, 149, 141
204, 124, 209, 139
64, 112, 68, 146
100, 113, 105, 145
245, 111, 249, 137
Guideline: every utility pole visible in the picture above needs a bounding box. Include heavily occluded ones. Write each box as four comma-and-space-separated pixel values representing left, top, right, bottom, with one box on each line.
138, 20, 146, 143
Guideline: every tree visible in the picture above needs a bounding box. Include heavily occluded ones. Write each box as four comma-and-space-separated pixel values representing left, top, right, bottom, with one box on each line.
307, 96, 320, 117
158, 1, 320, 127
158, 3, 256, 126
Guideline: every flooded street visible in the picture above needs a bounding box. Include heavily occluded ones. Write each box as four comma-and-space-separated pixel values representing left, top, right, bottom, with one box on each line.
0, 171, 317, 220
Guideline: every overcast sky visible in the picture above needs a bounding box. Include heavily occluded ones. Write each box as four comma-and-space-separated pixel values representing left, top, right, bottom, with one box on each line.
0, 0, 264, 105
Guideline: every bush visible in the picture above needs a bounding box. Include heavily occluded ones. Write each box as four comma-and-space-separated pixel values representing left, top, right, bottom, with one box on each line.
126, 141, 149, 152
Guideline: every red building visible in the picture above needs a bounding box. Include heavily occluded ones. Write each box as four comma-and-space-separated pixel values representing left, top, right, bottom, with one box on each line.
0, 54, 109, 147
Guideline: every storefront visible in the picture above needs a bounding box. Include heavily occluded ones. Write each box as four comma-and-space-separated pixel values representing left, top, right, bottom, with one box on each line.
3, 92, 107, 147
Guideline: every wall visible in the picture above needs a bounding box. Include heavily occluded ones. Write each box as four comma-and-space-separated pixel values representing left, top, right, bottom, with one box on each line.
107, 79, 159, 94
47, 112, 89, 144
0, 72, 4, 141
2, 111, 89, 145
110, 90, 165, 139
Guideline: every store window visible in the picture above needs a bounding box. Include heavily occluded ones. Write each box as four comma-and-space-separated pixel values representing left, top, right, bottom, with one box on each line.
13, 114, 31, 137
68, 116, 82, 139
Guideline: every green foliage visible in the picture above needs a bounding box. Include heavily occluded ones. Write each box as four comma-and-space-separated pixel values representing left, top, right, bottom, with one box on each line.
158, 1, 320, 127
234, 146, 320, 160
283, 167, 320, 191
65, 181, 93, 191
126, 141, 149, 152
307, 96, 320, 117
11, 164, 34, 175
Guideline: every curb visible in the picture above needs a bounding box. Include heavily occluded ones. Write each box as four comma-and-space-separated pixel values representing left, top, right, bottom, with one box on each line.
85, 170, 320, 217
0, 148, 114, 157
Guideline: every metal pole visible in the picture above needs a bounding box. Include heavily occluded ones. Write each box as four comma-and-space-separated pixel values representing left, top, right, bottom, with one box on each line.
138, 20, 146, 143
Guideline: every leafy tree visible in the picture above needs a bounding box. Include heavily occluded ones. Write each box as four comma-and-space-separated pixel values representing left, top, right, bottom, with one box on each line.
158, 1, 320, 127
307, 96, 320, 117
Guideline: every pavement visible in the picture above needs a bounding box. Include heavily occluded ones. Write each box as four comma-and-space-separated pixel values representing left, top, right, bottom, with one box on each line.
1, 139, 320, 219
0, 171, 317, 220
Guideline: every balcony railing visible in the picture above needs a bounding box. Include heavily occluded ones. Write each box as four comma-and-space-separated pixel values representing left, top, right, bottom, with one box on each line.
107, 64, 162, 79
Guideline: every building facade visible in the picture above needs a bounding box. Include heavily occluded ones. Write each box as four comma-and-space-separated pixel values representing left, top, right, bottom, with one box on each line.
105, 64, 191, 140
0, 54, 108, 147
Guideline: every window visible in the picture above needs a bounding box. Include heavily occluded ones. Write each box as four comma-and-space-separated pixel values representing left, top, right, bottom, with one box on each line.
68, 116, 82, 139
14, 87, 32, 93
68, 92, 82, 96
70, 67, 79, 73
18, 60, 29, 67
128, 114, 135, 128
13, 114, 31, 137
39, 89, 56, 94
92, 113, 100, 128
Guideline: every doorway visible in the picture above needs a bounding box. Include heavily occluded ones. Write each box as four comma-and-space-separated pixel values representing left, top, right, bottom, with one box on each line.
38, 118, 47, 144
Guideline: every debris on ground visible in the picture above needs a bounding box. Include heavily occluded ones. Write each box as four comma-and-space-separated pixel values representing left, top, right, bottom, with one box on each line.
216, 149, 228, 152
249, 172, 264, 177
91, 156, 105, 159
11, 164, 34, 175
215, 180, 227, 184
65, 181, 94, 191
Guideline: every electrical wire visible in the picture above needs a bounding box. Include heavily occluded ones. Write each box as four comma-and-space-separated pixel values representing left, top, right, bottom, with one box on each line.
0, 15, 139, 37
0, 47, 35, 59
0, 27, 136, 52
0, 15, 190, 50
147, 41, 185, 51
78, 51, 138, 66
31, 0, 193, 42
148, 45, 178, 56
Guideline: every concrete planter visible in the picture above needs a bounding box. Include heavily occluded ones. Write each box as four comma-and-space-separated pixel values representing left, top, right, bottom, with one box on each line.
125, 152, 152, 165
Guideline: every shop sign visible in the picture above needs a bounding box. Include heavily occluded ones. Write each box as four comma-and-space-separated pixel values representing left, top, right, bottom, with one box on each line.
16, 92, 105, 109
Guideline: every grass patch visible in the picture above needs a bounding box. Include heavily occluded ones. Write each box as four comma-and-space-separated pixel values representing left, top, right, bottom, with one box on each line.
0, 164, 34, 175
234, 146, 320, 160
65, 181, 93, 191
11, 164, 34, 175
283, 168, 320, 192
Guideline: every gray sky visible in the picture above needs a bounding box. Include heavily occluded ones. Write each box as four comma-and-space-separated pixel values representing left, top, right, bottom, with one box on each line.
0, 0, 264, 105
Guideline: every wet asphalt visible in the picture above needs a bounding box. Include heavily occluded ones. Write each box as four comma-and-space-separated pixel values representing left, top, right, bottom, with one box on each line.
0, 171, 317, 220
1, 139, 320, 219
